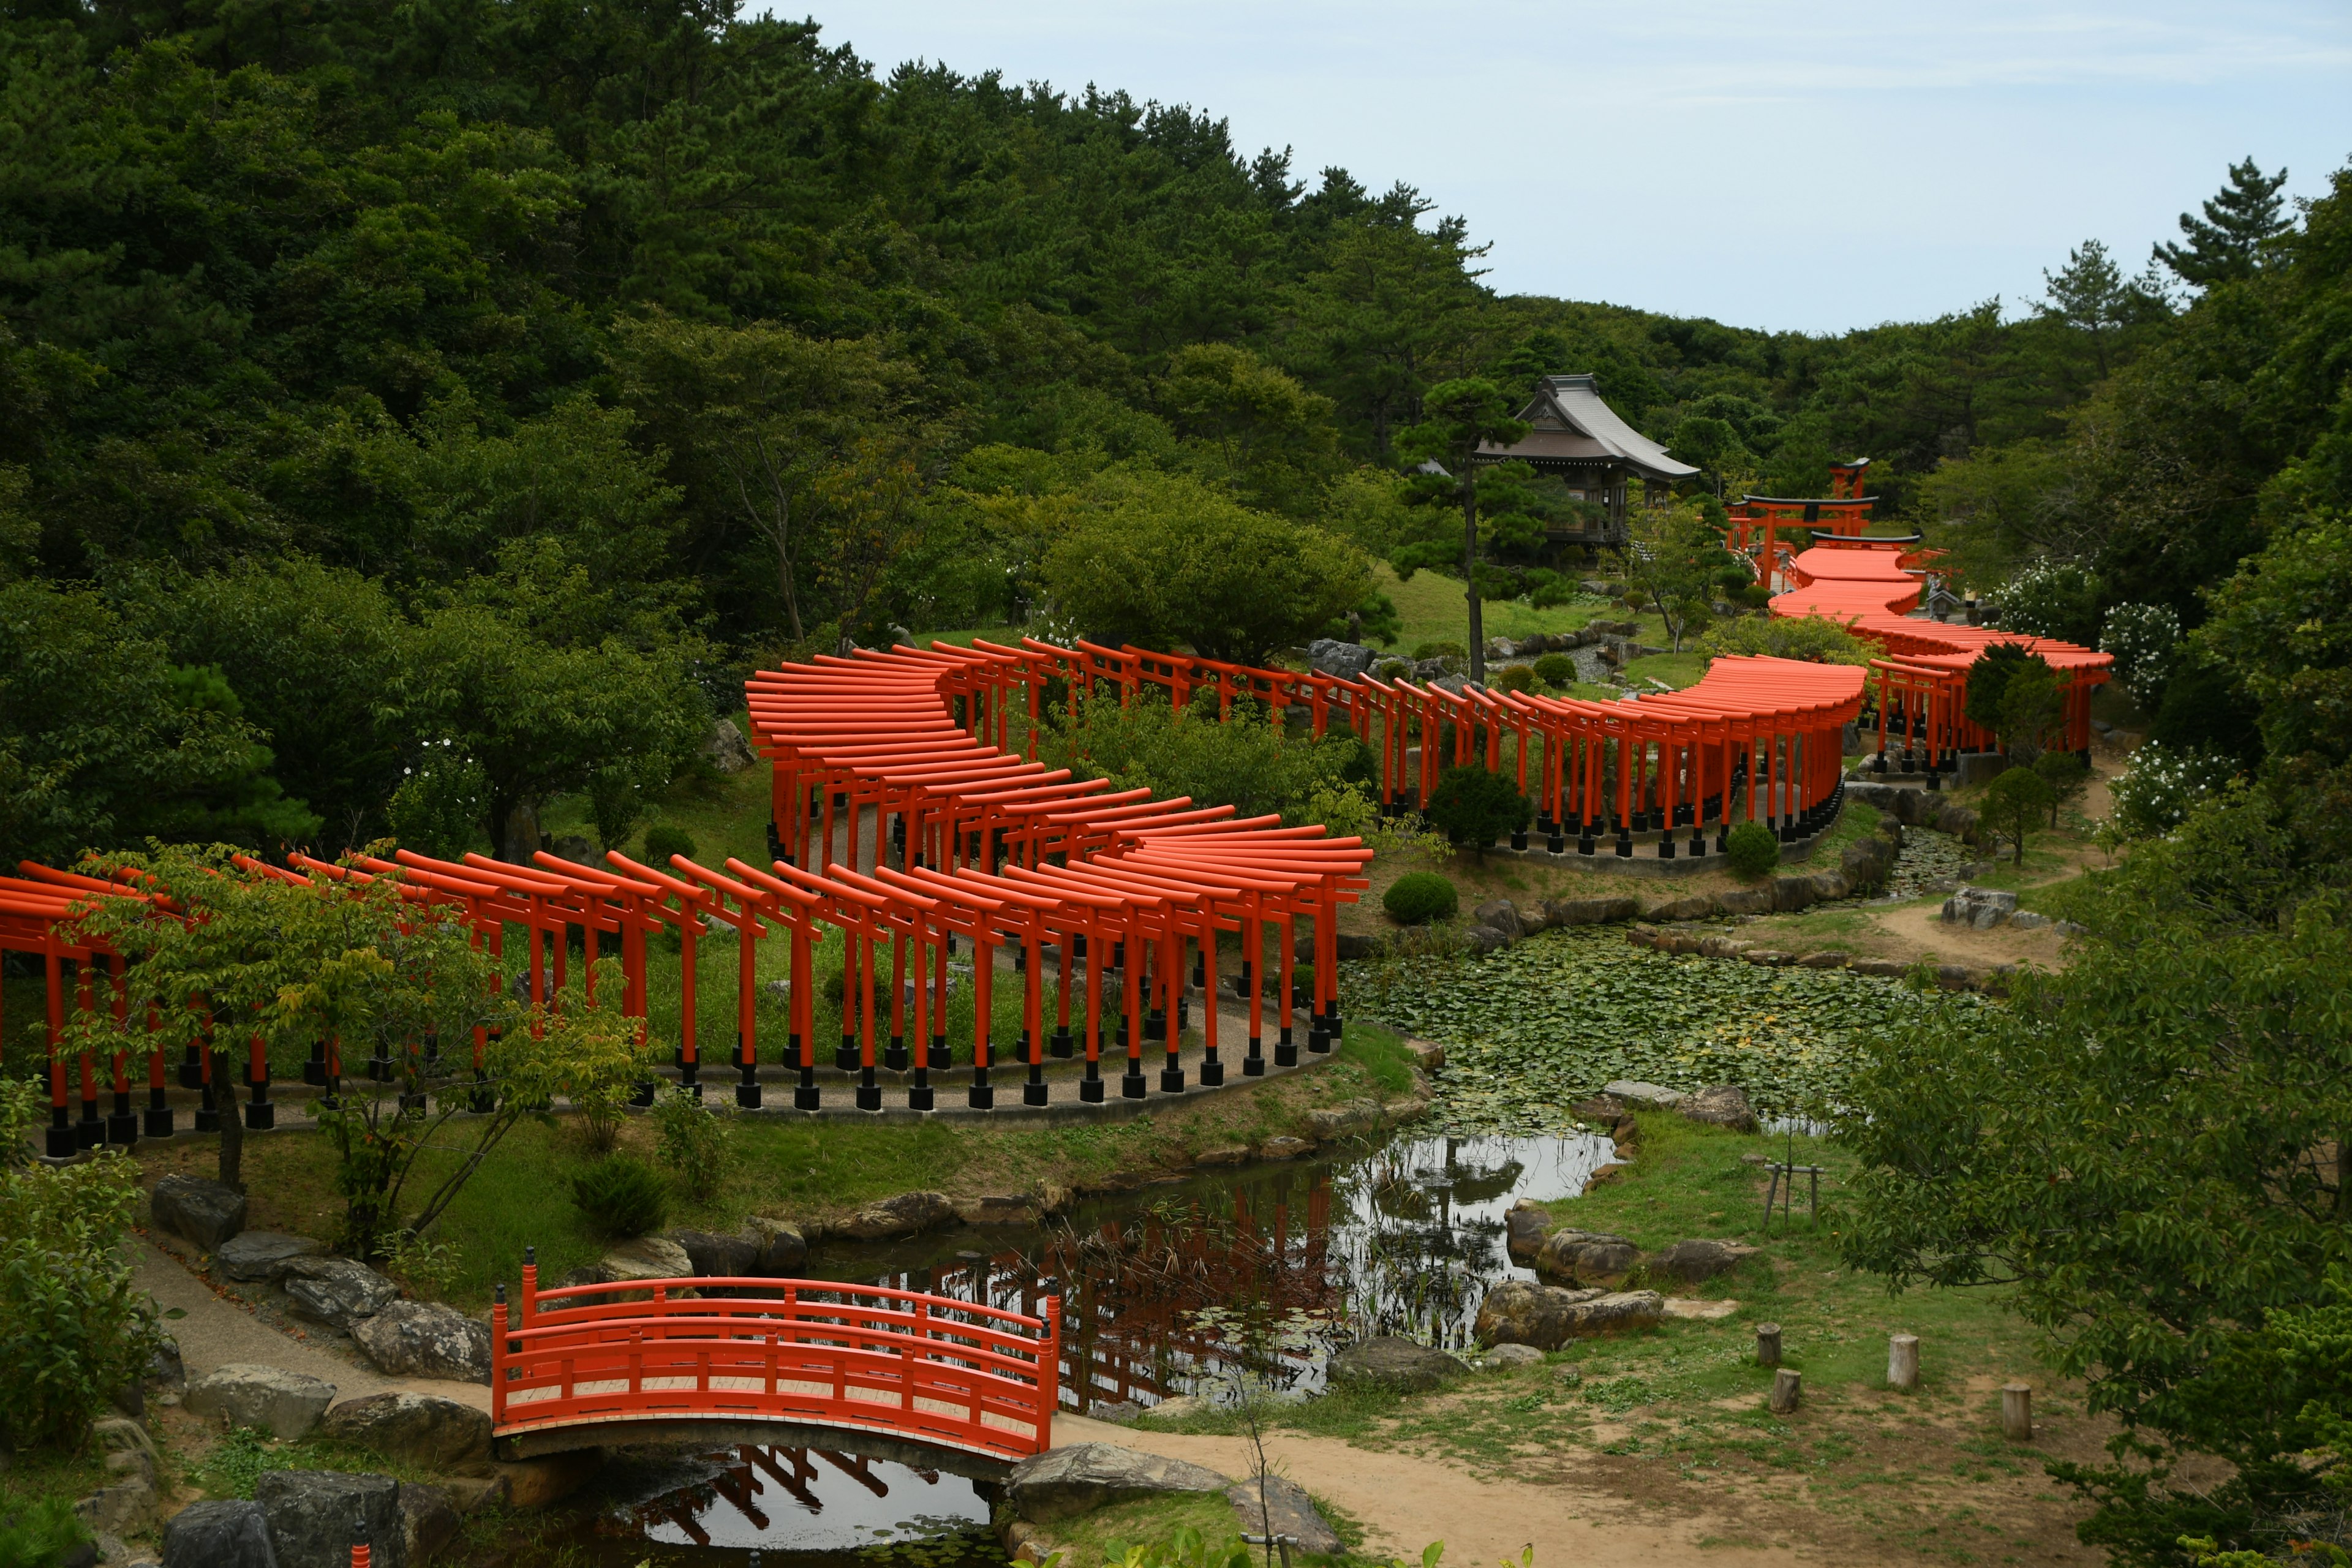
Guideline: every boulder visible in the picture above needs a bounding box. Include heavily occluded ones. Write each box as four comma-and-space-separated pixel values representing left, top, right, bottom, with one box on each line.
1196, 1146, 1251, 1166
1225, 1474, 1343, 1556
1461, 924, 1510, 953
401, 1484, 461, 1564
1797, 951, 1851, 969
1306, 639, 1375, 680
1472, 899, 1525, 941
1741, 949, 1795, 966
2011, 910, 2052, 931
184, 1364, 336, 1439
1646, 1238, 1761, 1285
1504, 1200, 1558, 1264
836, 1191, 956, 1241
282, 1257, 401, 1329
1532, 1229, 1639, 1284
1807, 871, 1851, 901
1850, 957, 1910, 978
75, 1477, 158, 1536
1715, 887, 1774, 916
1255, 1136, 1313, 1161
319, 1393, 491, 1467
1302, 1100, 1381, 1140
600, 1235, 695, 1281
1006, 1442, 1231, 1523
1600, 1080, 1682, 1109
164, 1499, 281, 1568
1697, 935, 1744, 958
148, 1333, 186, 1392
672, 1229, 758, 1278
1475, 1283, 1664, 1350
351, 1302, 492, 1384
1332, 932, 1392, 960
1543, 895, 1641, 927
1941, 886, 2018, 929
254, 1470, 405, 1568
743, 1217, 809, 1275
1936, 963, 1986, 992
701, 718, 756, 774
1678, 1085, 1759, 1134
150, 1174, 247, 1250
1646, 895, 1718, 922
215, 1232, 326, 1283
1325, 1335, 1465, 1393
1481, 1342, 1546, 1368
492, 1450, 603, 1510
1771, 875, 1819, 913
951, 1195, 1038, 1225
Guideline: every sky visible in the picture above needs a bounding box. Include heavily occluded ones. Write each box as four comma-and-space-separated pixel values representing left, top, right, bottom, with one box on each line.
772, 0, 2352, 335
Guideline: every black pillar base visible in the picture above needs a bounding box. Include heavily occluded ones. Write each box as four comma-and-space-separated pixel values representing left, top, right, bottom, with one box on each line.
1510, 830, 1528, 850
1658, 837, 1676, 858
908, 1082, 934, 1111
884, 1038, 909, 1072
628, 1079, 658, 1107
1243, 1037, 1265, 1076
46, 1123, 76, 1158
1579, 834, 1596, 856
1276, 1028, 1298, 1068
1615, 831, 1633, 858
795, 1070, 820, 1111
178, 1051, 203, 1090
1308, 1025, 1331, 1054
399, 1091, 427, 1115
194, 1106, 220, 1134
1023, 1079, 1049, 1107
857, 1082, 882, 1112
1080, 1076, 1106, 1104
1049, 1029, 1074, 1059
1689, 831, 1707, 856
1121, 1071, 1147, 1099
1547, 832, 1566, 853
929, 1037, 951, 1071
1199, 1055, 1223, 1087
243, 1100, 274, 1131
835, 1040, 858, 1072
736, 1080, 763, 1109
968, 1081, 995, 1110
1925, 772, 1941, 791
107, 1112, 138, 1147
143, 1106, 175, 1139
1159, 1065, 1186, 1093
303, 1059, 328, 1087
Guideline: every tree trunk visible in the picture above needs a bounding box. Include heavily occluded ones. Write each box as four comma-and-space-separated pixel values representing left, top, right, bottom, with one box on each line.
211, 1038, 243, 1192
1462, 478, 1485, 684
500, 799, 540, 865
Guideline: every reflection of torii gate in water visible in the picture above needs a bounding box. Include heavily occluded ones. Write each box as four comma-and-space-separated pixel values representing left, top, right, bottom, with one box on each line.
630, 1444, 951, 1549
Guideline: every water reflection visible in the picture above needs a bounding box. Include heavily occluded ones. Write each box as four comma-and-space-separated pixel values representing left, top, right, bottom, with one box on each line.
591, 1444, 991, 1554
802, 1131, 1615, 1411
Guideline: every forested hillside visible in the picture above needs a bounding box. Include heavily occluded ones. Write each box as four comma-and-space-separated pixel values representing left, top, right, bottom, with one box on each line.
1, 1, 2345, 867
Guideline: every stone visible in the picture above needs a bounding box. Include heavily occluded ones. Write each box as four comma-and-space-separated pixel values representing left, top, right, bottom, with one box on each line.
1697, 935, 1744, 958
1256, 1136, 1313, 1161
1302, 1100, 1381, 1140
148, 1333, 185, 1392
1462, 924, 1510, 953
493, 1450, 604, 1509
1006, 1442, 1231, 1523
1941, 886, 2018, 929
1648, 1238, 1762, 1284
400, 1484, 461, 1564
75, 1478, 157, 1536
1797, 951, 1850, 969
1543, 895, 1641, 927
1532, 1229, 1639, 1284
1678, 1085, 1760, 1134
1850, 957, 1910, 978
836, 1191, 956, 1240
1935, 963, 1985, 992
106, 1444, 159, 1491
350, 1302, 493, 1384
1664, 1298, 1743, 1321
1471, 899, 1523, 941
150, 1174, 247, 1250
319, 1393, 492, 1467
672, 1229, 758, 1278
700, 718, 756, 774
1504, 1200, 1557, 1264
163, 1499, 280, 1568
1770, 875, 1818, 913
743, 1218, 809, 1275
254, 1470, 406, 1568
1331, 932, 1392, 960
90, 1417, 156, 1463
600, 1235, 695, 1281
1807, 872, 1851, 901
184, 1364, 336, 1439
549, 834, 595, 867
1404, 1038, 1446, 1071
1953, 751, 2011, 788
1196, 1145, 1251, 1166
2010, 911, 2052, 931
1225, 1474, 1343, 1556
1306, 638, 1374, 680
1600, 1079, 1683, 1108
1480, 1342, 1545, 1368
952, 1195, 1038, 1225
1741, 948, 1795, 966
1325, 1335, 1465, 1393
1474, 1283, 1664, 1350
1714, 886, 1774, 916
282, 1257, 401, 1329
1646, 895, 1718, 922
214, 1232, 326, 1282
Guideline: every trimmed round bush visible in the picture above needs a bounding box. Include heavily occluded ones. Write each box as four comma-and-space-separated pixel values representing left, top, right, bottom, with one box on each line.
567, 1155, 669, 1238
1383, 871, 1459, 925
641, 823, 697, 866
1724, 820, 1781, 879
1532, 653, 1575, 687
1488, 665, 1535, 693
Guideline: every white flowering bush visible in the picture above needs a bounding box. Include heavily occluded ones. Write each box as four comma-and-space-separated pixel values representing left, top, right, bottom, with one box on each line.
2100, 601, 2182, 704
1992, 561, 2101, 646
386, 740, 489, 858
2107, 742, 2237, 840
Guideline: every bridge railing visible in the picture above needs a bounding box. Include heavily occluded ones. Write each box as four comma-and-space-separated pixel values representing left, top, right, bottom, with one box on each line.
491, 1268, 1060, 1463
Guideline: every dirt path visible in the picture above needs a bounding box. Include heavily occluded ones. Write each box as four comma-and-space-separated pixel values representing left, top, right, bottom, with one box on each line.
135, 1238, 491, 1414
1052, 1414, 1813, 1566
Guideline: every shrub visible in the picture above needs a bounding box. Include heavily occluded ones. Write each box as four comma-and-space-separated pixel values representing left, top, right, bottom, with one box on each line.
653, 1083, 731, 1202
1423, 767, 1532, 857
1033, 690, 1366, 827
1724, 820, 1780, 878
0, 1080, 163, 1450
1488, 665, 1534, 693
1410, 641, 1467, 663
1702, 613, 1875, 666
2099, 601, 2181, 706
2110, 742, 2239, 840
1382, 871, 1459, 925
0, 1498, 89, 1566
1991, 560, 2101, 646
1532, 652, 1575, 687
641, 823, 697, 866
1980, 766, 2057, 865
552, 961, 667, 1154
1374, 658, 1409, 681
2033, 748, 2091, 826
567, 1154, 669, 1238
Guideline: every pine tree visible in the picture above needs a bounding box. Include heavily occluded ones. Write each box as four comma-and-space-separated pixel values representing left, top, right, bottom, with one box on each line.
2154, 157, 2292, 288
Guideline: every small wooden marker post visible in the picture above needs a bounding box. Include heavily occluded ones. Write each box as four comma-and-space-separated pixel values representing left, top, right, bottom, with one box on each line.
2001, 1382, 2033, 1441
1770, 1368, 1802, 1415
1888, 1333, 1920, 1392
1755, 1322, 1782, 1366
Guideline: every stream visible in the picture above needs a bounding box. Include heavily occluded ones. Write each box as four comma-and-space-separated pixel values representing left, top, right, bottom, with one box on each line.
562, 1126, 1616, 1561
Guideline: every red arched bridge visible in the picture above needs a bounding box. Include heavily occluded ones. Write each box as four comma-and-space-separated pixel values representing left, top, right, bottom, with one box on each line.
489, 1257, 1060, 1477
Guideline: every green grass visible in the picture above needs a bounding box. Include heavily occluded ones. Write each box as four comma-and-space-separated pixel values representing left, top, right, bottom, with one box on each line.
1807, 799, 1883, 862
1620, 648, 1708, 691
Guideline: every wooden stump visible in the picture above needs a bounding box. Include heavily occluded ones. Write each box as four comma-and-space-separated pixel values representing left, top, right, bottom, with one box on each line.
2001, 1382, 2032, 1441
1755, 1322, 1782, 1367
1888, 1334, 1920, 1392
1769, 1368, 1802, 1415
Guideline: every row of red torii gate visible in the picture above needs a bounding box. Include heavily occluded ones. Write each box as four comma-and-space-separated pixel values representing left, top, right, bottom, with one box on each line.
7, 531, 2106, 1156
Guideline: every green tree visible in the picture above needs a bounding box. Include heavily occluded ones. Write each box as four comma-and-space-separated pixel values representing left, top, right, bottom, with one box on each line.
1161, 343, 1344, 517
1039, 472, 1371, 666
1393, 380, 1529, 683
2156, 158, 2294, 289
1624, 497, 1741, 652
1422, 765, 1531, 858
1978, 765, 2056, 864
